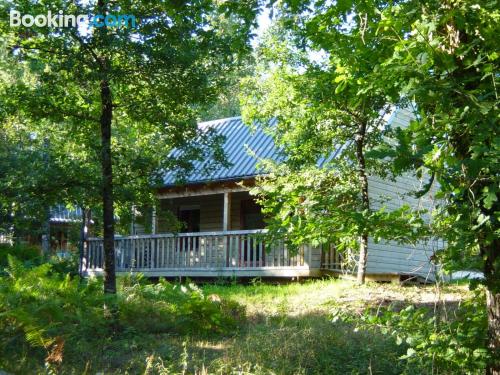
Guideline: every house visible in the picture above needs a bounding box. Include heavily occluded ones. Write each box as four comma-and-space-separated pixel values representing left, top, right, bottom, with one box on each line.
84, 107, 439, 281
1, 205, 86, 254
48, 205, 89, 254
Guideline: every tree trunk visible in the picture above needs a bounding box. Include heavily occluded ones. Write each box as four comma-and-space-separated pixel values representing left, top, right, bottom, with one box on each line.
484, 239, 499, 374
355, 121, 370, 285
96, 0, 116, 295
100, 78, 116, 295
486, 289, 499, 375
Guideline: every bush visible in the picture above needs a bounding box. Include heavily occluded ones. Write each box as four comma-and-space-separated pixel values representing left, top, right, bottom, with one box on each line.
119, 275, 245, 335
47, 252, 80, 277
0, 255, 108, 373
332, 290, 488, 374
0, 258, 245, 373
0, 243, 41, 269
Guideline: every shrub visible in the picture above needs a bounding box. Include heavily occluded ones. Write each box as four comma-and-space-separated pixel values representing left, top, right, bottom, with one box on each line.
119, 277, 245, 335
47, 251, 80, 277
0, 243, 41, 269
332, 290, 488, 374
0, 258, 245, 372
0, 255, 108, 373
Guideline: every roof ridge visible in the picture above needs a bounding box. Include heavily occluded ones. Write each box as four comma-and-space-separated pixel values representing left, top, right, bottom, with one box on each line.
198, 115, 243, 127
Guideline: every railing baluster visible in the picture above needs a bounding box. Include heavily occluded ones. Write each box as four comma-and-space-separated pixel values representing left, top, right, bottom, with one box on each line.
166, 237, 170, 267
245, 235, 250, 268
204, 236, 209, 267
230, 235, 235, 267
283, 242, 290, 267
85, 230, 297, 273
277, 240, 282, 267
160, 238, 165, 268
88, 241, 92, 269
240, 235, 244, 267
132, 238, 137, 269
259, 240, 263, 267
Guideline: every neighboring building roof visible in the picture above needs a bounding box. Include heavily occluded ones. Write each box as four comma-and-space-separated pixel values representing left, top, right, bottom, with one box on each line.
163, 117, 283, 186
50, 205, 83, 223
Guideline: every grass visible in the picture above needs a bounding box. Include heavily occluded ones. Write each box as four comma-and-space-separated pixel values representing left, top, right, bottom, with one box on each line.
61, 278, 469, 375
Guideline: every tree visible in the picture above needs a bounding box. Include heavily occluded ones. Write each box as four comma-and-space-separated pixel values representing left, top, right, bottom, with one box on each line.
241, 1, 425, 284
0, 0, 258, 295
197, 58, 256, 121
376, 0, 499, 370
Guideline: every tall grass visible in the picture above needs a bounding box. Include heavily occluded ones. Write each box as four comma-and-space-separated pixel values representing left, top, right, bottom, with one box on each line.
0, 260, 476, 374
0, 257, 245, 374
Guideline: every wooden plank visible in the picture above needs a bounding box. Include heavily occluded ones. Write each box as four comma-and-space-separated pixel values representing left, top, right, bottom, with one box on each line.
246, 236, 250, 268
161, 238, 165, 268
151, 238, 154, 268
175, 236, 179, 267
260, 241, 264, 267
87, 229, 268, 241
223, 192, 232, 231
277, 240, 281, 267
231, 235, 236, 266
204, 236, 209, 267
253, 237, 257, 268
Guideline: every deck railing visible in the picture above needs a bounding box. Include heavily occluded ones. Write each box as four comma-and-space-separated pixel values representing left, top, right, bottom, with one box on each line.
83, 229, 310, 273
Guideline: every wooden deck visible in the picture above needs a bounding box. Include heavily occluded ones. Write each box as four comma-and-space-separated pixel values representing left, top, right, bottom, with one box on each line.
83, 230, 322, 278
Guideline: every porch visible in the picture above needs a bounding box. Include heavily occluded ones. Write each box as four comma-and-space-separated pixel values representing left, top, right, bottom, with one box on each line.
83, 229, 328, 278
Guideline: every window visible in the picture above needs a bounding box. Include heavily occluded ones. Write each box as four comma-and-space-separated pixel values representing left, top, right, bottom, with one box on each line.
240, 199, 265, 230
178, 206, 200, 233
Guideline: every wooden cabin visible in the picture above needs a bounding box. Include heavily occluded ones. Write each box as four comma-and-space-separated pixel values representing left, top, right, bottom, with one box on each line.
84, 108, 440, 281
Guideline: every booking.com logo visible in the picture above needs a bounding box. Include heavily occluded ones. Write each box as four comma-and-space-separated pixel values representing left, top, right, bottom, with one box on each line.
10, 10, 136, 28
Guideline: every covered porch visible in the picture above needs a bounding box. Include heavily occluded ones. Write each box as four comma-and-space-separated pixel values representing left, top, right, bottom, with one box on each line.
83, 229, 322, 277
82, 182, 328, 277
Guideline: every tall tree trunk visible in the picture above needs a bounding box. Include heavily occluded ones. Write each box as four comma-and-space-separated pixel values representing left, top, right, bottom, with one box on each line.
355, 121, 370, 284
96, 0, 116, 295
100, 78, 116, 294
41, 138, 50, 255
483, 239, 499, 374
486, 289, 499, 375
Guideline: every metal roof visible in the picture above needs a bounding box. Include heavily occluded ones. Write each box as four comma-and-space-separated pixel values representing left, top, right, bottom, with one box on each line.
162, 107, 413, 186
163, 117, 283, 186
50, 205, 83, 223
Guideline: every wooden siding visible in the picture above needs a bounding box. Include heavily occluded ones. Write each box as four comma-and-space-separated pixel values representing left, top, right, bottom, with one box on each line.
158, 194, 224, 232
365, 106, 440, 279
154, 191, 257, 233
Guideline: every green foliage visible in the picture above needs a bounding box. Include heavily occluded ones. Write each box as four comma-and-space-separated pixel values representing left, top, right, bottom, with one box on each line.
0, 258, 245, 373
0, 256, 108, 372
119, 275, 245, 335
240, 2, 429, 267
0, 243, 41, 269
0, 0, 259, 237
251, 164, 427, 253
333, 290, 489, 374
377, 0, 499, 289
46, 252, 80, 277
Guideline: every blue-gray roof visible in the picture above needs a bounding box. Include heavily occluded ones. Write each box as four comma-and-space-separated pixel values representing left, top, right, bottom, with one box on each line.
50, 205, 83, 223
163, 117, 282, 186
162, 107, 413, 186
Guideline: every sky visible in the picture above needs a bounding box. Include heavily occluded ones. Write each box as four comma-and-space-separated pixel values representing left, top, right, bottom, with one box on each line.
252, 6, 272, 48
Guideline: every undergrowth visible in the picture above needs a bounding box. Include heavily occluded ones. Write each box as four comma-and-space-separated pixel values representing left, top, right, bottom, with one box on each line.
331, 288, 489, 374
0, 256, 245, 374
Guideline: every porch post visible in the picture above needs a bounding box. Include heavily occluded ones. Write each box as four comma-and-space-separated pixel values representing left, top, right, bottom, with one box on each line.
223, 192, 232, 267
152, 206, 157, 234
223, 192, 231, 231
